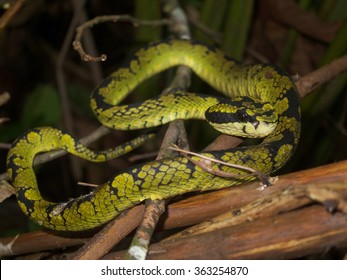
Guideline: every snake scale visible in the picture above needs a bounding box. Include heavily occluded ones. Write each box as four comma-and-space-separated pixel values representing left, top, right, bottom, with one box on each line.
7, 40, 301, 231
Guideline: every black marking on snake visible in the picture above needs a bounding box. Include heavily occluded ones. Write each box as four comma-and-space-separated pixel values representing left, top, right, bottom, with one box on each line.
91, 78, 114, 111
205, 109, 258, 125
142, 40, 165, 51
109, 186, 121, 200
21, 133, 34, 145
130, 58, 141, 75
280, 125, 297, 145
128, 172, 145, 193
107, 43, 153, 73
30, 128, 44, 138
45, 204, 57, 224
17, 188, 35, 215
191, 40, 218, 54
7, 154, 25, 180
242, 125, 247, 134
239, 154, 252, 165
223, 53, 240, 64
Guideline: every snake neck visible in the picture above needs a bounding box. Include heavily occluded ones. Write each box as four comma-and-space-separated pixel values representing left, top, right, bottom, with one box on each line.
90, 39, 300, 171
91, 40, 248, 112
91, 40, 295, 131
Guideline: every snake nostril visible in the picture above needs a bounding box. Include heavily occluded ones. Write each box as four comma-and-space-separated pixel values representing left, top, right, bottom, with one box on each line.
252, 120, 260, 129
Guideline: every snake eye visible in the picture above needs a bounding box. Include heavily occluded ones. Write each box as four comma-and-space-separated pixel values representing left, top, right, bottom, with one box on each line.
236, 111, 248, 123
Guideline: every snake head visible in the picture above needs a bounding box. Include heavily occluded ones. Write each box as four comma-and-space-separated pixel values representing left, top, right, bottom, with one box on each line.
205, 97, 278, 138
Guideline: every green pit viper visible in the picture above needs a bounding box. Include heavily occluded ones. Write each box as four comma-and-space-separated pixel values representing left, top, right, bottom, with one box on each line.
6, 40, 301, 231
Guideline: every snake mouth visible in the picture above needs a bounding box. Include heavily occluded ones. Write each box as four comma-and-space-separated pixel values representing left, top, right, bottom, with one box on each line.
208, 119, 277, 138
250, 121, 277, 138
241, 120, 277, 138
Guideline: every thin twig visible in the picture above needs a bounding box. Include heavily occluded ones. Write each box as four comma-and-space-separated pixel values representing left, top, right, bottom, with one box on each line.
185, 5, 222, 44
124, 200, 165, 260
0, 91, 10, 106
169, 144, 272, 186
73, 15, 170, 62
72, 0, 103, 85
0, 118, 9, 125
0, 92, 11, 125
56, 0, 87, 180
0, 0, 25, 29
0, 180, 15, 203
0, 143, 11, 149
77, 182, 99, 188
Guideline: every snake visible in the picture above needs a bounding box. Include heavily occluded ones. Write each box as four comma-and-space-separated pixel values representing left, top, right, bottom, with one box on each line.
6, 40, 301, 231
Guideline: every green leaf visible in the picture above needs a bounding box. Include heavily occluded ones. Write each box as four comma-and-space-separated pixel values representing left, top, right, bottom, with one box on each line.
67, 83, 93, 118
222, 0, 254, 59
21, 84, 61, 129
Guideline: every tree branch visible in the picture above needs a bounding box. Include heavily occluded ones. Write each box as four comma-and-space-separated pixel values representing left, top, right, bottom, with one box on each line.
296, 53, 347, 97
125, 0, 192, 260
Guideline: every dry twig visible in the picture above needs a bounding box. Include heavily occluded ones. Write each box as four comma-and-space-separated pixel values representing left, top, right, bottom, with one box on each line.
125, 0, 192, 260
72, 205, 145, 260
296, 53, 347, 97
73, 15, 170, 62
262, 0, 340, 43
170, 144, 273, 186
0, 91, 10, 106
0, 0, 25, 29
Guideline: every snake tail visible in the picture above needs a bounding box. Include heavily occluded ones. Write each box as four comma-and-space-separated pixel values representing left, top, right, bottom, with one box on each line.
6, 127, 153, 230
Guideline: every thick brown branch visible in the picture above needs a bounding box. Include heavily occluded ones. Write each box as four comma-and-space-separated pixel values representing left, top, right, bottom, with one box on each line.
102, 159, 347, 259
2, 160, 346, 258
104, 205, 347, 260
295, 53, 347, 97
72, 205, 145, 260
261, 0, 340, 43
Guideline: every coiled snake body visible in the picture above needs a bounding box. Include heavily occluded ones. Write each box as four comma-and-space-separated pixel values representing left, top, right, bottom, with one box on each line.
7, 40, 301, 231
